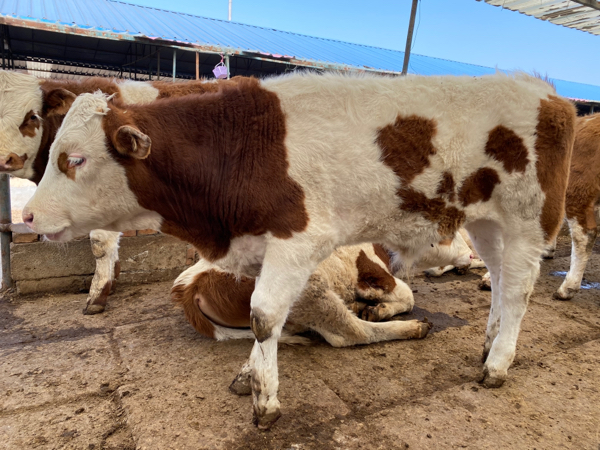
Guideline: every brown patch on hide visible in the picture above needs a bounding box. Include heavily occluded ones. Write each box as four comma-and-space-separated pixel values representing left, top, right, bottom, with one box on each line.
250, 308, 273, 343
372, 244, 392, 270
103, 77, 309, 261
171, 269, 254, 338
438, 238, 453, 246
19, 110, 40, 138
398, 187, 466, 237
356, 249, 396, 293
436, 171, 456, 202
377, 115, 438, 185
92, 281, 112, 308
151, 77, 243, 99
30, 114, 63, 184
0, 152, 28, 171
57, 152, 77, 180
485, 125, 529, 173
535, 95, 577, 241
458, 168, 501, 207
564, 114, 600, 231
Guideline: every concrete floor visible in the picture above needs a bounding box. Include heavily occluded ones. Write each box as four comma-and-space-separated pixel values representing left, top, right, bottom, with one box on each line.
0, 235, 599, 449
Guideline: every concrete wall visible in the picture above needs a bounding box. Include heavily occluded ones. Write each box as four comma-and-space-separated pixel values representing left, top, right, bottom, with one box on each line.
10, 230, 198, 295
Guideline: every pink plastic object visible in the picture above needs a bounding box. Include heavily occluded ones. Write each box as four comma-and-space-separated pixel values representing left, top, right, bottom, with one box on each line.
213, 62, 228, 79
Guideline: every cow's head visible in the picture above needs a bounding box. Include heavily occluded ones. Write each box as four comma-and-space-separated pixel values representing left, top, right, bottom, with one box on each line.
0, 70, 83, 180
23, 92, 160, 241
0, 71, 46, 178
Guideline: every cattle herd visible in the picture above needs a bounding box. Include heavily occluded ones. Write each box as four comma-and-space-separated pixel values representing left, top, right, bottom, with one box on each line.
0, 69, 597, 430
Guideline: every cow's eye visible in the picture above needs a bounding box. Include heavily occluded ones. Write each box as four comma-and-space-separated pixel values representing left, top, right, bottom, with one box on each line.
67, 154, 86, 168
30, 114, 38, 121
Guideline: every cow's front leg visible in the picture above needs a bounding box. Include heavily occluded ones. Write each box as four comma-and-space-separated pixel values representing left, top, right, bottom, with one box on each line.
248, 241, 320, 430
84, 230, 121, 315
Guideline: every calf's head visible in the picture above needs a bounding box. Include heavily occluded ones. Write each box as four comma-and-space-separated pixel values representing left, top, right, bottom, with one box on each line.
23, 92, 158, 241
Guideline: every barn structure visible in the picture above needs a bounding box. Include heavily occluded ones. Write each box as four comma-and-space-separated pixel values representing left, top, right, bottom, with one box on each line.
1, 0, 600, 289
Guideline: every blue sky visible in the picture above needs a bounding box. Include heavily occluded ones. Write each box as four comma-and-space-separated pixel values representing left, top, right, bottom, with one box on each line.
123, 0, 598, 86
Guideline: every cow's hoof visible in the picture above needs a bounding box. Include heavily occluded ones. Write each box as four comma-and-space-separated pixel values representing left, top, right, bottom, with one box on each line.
229, 375, 252, 396
455, 265, 469, 276
253, 407, 281, 430
361, 305, 388, 322
478, 278, 492, 291
418, 318, 433, 338
553, 289, 576, 301
83, 304, 105, 315
479, 368, 506, 388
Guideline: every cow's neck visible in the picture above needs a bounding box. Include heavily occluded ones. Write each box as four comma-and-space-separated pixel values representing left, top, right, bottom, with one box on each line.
113, 80, 309, 262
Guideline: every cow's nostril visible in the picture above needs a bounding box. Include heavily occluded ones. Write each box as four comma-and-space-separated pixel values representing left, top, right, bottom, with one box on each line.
23, 212, 34, 225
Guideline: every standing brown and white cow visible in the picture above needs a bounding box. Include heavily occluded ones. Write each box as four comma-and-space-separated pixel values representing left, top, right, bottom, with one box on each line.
23, 73, 575, 429
552, 113, 600, 300
0, 70, 237, 313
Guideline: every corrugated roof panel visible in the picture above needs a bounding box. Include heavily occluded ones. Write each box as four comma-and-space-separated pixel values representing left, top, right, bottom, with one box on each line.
0, 0, 599, 101
484, 0, 600, 35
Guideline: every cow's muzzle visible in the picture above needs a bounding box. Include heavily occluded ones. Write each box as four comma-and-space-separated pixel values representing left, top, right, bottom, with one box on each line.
0, 152, 28, 171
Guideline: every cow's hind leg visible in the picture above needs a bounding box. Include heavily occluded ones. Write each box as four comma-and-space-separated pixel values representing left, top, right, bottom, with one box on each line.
465, 220, 503, 363
480, 227, 541, 388
84, 230, 121, 315
555, 212, 598, 300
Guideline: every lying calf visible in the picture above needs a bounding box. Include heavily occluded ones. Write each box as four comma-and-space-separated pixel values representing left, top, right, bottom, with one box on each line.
172, 243, 430, 346
24, 73, 575, 428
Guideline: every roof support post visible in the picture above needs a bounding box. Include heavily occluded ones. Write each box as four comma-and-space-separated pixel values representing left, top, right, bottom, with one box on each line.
157, 49, 160, 80
225, 54, 230, 79
196, 52, 199, 80
172, 49, 176, 81
0, 173, 12, 291
401, 0, 419, 75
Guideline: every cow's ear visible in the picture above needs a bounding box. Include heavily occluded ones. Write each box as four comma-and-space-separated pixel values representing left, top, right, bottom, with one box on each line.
43, 88, 77, 116
114, 125, 152, 159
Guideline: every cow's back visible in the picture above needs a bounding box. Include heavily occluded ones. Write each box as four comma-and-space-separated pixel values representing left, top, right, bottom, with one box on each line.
262, 73, 574, 250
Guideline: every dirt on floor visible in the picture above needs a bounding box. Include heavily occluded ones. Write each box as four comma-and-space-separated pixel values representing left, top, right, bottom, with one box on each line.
0, 235, 599, 450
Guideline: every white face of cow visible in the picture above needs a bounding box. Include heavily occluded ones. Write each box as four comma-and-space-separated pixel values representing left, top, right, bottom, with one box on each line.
0, 71, 45, 179
23, 92, 161, 241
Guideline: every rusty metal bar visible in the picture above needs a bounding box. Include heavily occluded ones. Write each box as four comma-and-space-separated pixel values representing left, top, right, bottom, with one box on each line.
402, 0, 419, 75
195, 51, 199, 80
0, 174, 12, 290
157, 49, 160, 80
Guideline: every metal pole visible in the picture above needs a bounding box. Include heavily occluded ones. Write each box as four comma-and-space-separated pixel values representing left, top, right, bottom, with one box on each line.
0, 174, 12, 290
196, 52, 199, 80
172, 50, 176, 81
157, 49, 160, 80
225, 55, 230, 79
229, 0, 232, 20
401, 0, 419, 76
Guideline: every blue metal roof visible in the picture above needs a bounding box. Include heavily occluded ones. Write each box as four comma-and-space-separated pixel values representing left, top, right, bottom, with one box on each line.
1, 0, 599, 102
